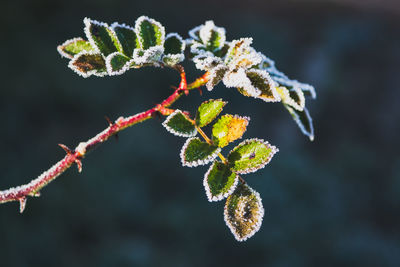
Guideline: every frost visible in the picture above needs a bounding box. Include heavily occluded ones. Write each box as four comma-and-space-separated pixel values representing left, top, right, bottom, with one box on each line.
223, 69, 261, 97
105, 52, 133, 76
162, 110, 197, 137
132, 46, 164, 66
203, 161, 239, 202
206, 64, 228, 91
272, 76, 316, 99
135, 15, 165, 49
57, 37, 93, 59
224, 183, 265, 241
284, 105, 314, 141
180, 137, 221, 167
68, 51, 107, 78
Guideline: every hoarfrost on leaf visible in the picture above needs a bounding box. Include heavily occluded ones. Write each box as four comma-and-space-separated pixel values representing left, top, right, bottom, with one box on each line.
204, 161, 239, 202
180, 137, 221, 167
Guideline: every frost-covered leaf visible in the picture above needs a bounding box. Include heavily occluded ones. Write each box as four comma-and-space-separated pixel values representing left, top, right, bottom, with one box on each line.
135, 16, 165, 50
195, 99, 227, 127
228, 138, 278, 174
224, 38, 262, 69
68, 51, 106, 78
206, 65, 228, 91
111, 22, 139, 57
212, 115, 249, 148
132, 46, 164, 66
245, 69, 280, 102
276, 86, 305, 111
223, 68, 261, 97
84, 18, 122, 56
204, 161, 239, 202
188, 25, 201, 41
162, 110, 197, 137
224, 183, 264, 241
199, 21, 226, 51
180, 137, 221, 167
273, 76, 316, 99
57, 37, 94, 59
105, 52, 132, 75
284, 104, 314, 141
162, 33, 185, 66
164, 33, 185, 54
192, 53, 223, 71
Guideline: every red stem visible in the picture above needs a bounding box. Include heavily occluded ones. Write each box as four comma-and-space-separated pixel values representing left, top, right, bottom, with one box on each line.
0, 68, 209, 212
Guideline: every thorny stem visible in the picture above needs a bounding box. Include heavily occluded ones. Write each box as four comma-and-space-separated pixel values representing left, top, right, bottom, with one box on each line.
0, 67, 209, 212
194, 126, 246, 185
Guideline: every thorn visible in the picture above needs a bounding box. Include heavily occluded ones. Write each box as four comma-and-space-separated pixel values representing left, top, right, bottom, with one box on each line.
197, 87, 203, 96
58, 143, 72, 154
19, 197, 27, 213
75, 159, 83, 173
104, 115, 113, 126
31, 192, 41, 197
170, 85, 178, 91
184, 88, 189, 96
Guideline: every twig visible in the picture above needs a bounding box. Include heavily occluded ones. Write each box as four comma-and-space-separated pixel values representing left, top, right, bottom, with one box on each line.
0, 68, 209, 212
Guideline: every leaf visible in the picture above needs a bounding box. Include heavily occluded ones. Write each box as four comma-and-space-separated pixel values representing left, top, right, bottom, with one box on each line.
224, 183, 264, 241
224, 38, 261, 69
135, 16, 165, 50
163, 33, 185, 66
212, 115, 249, 148
273, 76, 316, 99
205, 64, 228, 91
195, 99, 227, 127
276, 86, 305, 111
284, 104, 314, 141
180, 137, 221, 167
203, 161, 239, 202
192, 53, 223, 71
199, 21, 226, 51
84, 18, 122, 56
68, 51, 107, 78
57, 37, 94, 59
245, 69, 281, 102
227, 138, 278, 174
105, 52, 132, 76
162, 110, 197, 137
111, 22, 139, 57
188, 25, 202, 41
164, 33, 185, 55
132, 46, 164, 66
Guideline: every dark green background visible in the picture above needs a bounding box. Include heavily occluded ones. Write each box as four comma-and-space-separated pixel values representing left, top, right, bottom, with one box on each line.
1, 0, 399, 266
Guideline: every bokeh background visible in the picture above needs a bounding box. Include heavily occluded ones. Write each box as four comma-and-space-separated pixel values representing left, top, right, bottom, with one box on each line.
1, 0, 399, 266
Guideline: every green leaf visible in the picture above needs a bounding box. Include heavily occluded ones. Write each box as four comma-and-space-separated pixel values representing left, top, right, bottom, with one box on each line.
245, 69, 281, 102
132, 46, 164, 66
180, 137, 221, 167
162, 33, 185, 66
212, 115, 249, 148
164, 33, 185, 55
284, 104, 314, 141
57, 37, 94, 59
203, 161, 239, 202
135, 16, 165, 50
228, 138, 278, 174
195, 99, 227, 127
68, 51, 106, 78
224, 183, 264, 242
162, 110, 197, 137
111, 22, 139, 57
199, 21, 226, 51
105, 52, 131, 75
84, 18, 122, 56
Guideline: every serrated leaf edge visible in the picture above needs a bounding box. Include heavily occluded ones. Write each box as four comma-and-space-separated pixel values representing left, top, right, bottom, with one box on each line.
284, 105, 314, 141
132, 46, 164, 66
196, 99, 227, 127
134, 15, 165, 49
228, 138, 279, 174
105, 52, 133, 76
246, 69, 281, 102
83, 17, 122, 54
223, 184, 265, 242
162, 109, 197, 137
203, 161, 239, 202
199, 20, 226, 51
57, 37, 89, 59
273, 76, 316, 99
212, 114, 250, 147
180, 137, 221, 167
68, 50, 107, 78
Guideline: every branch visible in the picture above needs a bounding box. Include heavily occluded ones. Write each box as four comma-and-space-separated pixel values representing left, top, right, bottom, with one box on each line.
0, 67, 209, 212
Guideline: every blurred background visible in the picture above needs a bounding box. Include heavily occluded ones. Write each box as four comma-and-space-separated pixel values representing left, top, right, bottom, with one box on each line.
1, 0, 399, 266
